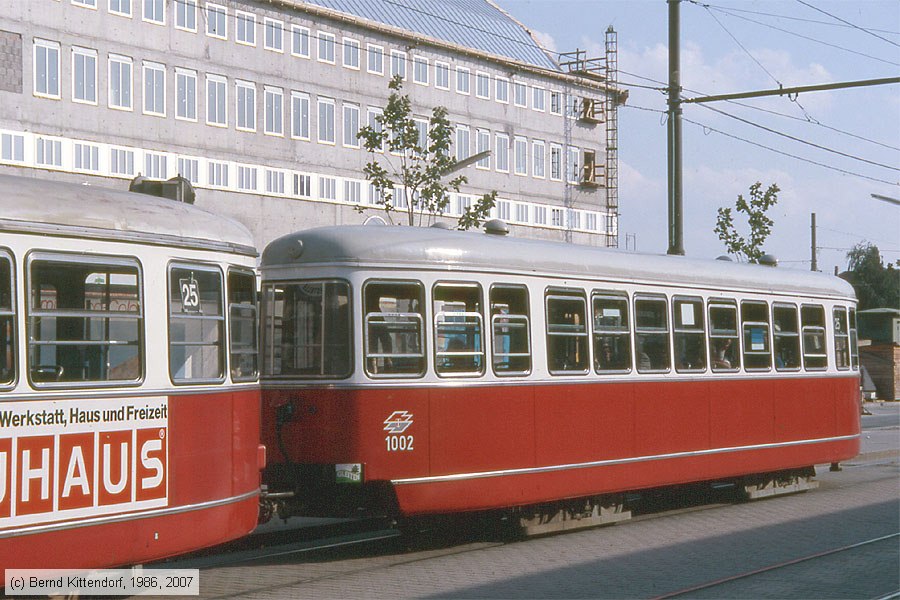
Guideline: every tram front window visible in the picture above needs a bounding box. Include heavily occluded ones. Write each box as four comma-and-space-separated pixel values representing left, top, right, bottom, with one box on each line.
29, 256, 142, 385
263, 280, 351, 379
169, 265, 224, 383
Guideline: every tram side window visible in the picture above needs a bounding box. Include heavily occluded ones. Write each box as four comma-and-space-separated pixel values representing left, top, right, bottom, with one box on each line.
773, 304, 801, 371
673, 297, 706, 372
709, 301, 740, 372
434, 283, 484, 376
228, 269, 258, 381
364, 281, 425, 377
833, 307, 851, 371
0, 252, 14, 387
169, 265, 224, 383
801, 304, 827, 370
849, 308, 859, 370
741, 301, 771, 371
546, 289, 588, 374
29, 256, 142, 385
592, 292, 631, 373
263, 280, 351, 379
634, 295, 670, 373
490, 284, 531, 376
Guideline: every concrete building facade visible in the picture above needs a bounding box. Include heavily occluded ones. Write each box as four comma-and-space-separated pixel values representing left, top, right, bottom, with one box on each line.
0, 0, 623, 251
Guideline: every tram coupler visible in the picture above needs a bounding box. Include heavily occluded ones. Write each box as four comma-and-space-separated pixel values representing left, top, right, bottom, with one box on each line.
259, 485, 295, 524
830, 462, 842, 472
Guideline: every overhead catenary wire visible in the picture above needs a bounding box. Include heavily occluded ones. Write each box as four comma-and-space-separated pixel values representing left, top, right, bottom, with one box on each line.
688, 1, 900, 36
795, 0, 900, 48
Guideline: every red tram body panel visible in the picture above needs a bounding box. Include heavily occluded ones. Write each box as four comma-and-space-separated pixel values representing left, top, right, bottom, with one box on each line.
259, 225, 861, 520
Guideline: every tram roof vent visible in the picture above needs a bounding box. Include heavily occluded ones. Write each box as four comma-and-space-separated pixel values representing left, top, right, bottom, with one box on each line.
759, 254, 779, 267
430, 221, 454, 230
129, 175, 196, 204
484, 219, 510, 236
715, 255, 733, 262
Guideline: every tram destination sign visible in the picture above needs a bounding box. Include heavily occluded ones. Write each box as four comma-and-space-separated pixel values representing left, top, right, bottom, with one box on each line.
0, 397, 168, 530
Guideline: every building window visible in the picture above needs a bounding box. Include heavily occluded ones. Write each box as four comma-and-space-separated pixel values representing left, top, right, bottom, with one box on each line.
266, 169, 285, 194
74, 142, 99, 172
476, 71, 490, 99
206, 74, 227, 126
237, 165, 257, 191
343, 38, 360, 69
144, 151, 167, 179
175, 68, 197, 121
109, 0, 132, 17
456, 67, 470, 94
495, 76, 509, 103
34, 39, 60, 99
236, 11, 256, 45
345, 180, 361, 204
435, 61, 449, 89
264, 18, 283, 52
293, 173, 312, 197
495, 133, 509, 172
534, 205, 547, 225
550, 91, 562, 115
515, 203, 529, 223
586, 213, 597, 231
532, 140, 545, 178
476, 129, 490, 169
143, 0, 164, 24
567, 146, 580, 183
317, 32, 335, 63
455, 125, 470, 161
413, 56, 428, 85
1, 133, 25, 162
236, 80, 256, 131
496, 200, 510, 221
265, 87, 283, 136
343, 103, 360, 148
109, 147, 134, 176
142, 61, 165, 116
175, 0, 196, 31
550, 144, 562, 180
292, 26, 310, 57
514, 136, 527, 176
291, 91, 310, 139
390, 50, 407, 79
108, 54, 132, 110
208, 161, 228, 187
533, 86, 546, 111
413, 118, 428, 152
367, 107, 384, 152
319, 176, 336, 200
177, 157, 199, 183
73, 47, 97, 104
367, 44, 384, 74
550, 208, 563, 228
318, 97, 335, 144
206, 3, 227, 39
514, 82, 527, 107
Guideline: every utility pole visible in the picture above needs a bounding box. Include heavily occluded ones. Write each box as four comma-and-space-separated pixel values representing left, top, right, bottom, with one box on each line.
667, 0, 684, 256
810, 213, 818, 272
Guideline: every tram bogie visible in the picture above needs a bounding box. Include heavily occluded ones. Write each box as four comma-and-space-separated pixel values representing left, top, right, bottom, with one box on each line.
259, 224, 860, 527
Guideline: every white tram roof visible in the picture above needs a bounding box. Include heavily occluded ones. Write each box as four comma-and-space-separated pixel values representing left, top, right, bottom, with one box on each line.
262, 225, 856, 300
0, 173, 256, 256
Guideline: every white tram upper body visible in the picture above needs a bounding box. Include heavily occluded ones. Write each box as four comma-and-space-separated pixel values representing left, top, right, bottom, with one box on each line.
0, 173, 262, 577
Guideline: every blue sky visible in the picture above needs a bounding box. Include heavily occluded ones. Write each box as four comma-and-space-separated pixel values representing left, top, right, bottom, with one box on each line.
495, 0, 900, 273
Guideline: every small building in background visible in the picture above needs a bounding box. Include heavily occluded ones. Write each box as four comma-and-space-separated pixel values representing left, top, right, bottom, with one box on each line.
857, 308, 900, 400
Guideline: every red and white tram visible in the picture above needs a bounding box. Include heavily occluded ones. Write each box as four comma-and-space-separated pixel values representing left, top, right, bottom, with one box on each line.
0, 173, 263, 580
260, 224, 860, 527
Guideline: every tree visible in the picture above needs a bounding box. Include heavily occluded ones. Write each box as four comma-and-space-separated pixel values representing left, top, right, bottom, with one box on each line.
358, 75, 496, 228
841, 242, 900, 310
714, 182, 780, 263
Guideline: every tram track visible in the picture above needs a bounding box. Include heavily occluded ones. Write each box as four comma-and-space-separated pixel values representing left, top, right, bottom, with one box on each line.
653, 533, 900, 599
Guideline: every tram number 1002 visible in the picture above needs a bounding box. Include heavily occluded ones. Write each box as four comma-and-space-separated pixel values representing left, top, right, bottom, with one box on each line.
385, 435, 414, 452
